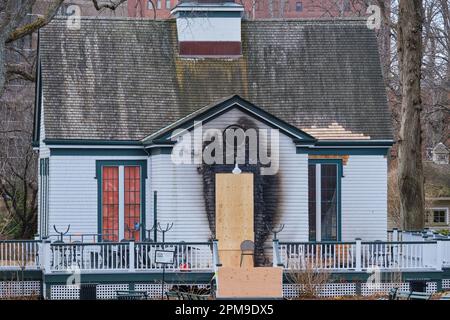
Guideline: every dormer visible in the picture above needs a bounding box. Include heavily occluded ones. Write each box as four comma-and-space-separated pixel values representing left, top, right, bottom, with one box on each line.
171, 0, 244, 57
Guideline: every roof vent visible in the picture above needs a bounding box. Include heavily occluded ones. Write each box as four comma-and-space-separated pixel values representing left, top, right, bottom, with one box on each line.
171, 0, 244, 57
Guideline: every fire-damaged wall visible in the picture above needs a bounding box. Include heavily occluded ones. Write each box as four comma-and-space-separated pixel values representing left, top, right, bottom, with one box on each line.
198, 117, 280, 266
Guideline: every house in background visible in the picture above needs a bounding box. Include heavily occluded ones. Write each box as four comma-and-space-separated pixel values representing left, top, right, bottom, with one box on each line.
432, 143, 449, 165
425, 147, 450, 231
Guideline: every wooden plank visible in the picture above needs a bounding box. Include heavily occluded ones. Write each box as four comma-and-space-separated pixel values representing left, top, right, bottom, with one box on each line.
215, 173, 254, 267
217, 267, 283, 298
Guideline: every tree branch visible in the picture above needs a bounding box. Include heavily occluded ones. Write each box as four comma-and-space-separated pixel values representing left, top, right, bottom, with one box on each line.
6, 63, 35, 82
376, 0, 397, 30
92, 0, 128, 11
6, 0, 64, 43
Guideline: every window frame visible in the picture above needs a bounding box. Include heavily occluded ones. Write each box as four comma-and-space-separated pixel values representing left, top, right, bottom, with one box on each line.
430, 207, 449, 225
96, 160, 147, 242
308, 159, 342, 242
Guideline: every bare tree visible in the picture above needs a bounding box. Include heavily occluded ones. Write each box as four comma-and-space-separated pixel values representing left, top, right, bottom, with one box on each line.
0, 0, 130, 239
383, 0, 425, 230
0, 84, 37, 238
0, 0, 128, 97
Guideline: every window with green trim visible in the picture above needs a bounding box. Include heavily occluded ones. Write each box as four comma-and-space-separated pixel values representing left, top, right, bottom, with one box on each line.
97, 161, 146, 241
308, 160, 341, 241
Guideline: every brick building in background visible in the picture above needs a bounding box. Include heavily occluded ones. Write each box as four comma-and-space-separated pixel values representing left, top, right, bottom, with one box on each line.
128, 0, 372, 20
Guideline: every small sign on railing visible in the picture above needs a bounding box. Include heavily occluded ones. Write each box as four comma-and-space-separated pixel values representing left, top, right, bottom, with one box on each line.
155, 250, 175, 265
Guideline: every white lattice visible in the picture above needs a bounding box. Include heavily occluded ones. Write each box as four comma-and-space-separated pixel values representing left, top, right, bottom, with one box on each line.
283, 283, 356, 298
0, 281, 40, 298
50, 285, 80, 300
96, 284, 129, 299
442, 279, 450, 289
426, 282, 437, 294
135, 283, 209, 299
361, 282, 410, 296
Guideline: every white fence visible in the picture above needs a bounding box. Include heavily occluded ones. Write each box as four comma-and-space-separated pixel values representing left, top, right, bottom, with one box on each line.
47, 241, 214, 272
278, 238, 448, 271
135, 243, 213, 271
278, 242, 357, 270
1, 234, 449, 273
0, 241, 40, 270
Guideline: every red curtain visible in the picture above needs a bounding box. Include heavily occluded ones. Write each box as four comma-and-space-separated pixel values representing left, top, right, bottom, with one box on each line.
124, 166, 141, 241
102, 166, 119, 241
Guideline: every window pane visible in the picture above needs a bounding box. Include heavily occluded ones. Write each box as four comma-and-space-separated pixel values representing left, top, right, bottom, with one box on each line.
308, 165, 316, 241
166, 0, 170, 9
102, 166, 119, 241
125, 166, 141, 241
433, 210, 446, 223
321, 164, 337, 241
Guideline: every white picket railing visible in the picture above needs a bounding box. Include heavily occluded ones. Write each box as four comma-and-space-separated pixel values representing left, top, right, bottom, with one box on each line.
360, 241, 438, 270
0, 235, 448, 273
0, 241, 40, 270
279, 242, 357, 270
279, 239, 445, 271
442, 240, 450, 267
135, 242, 213, 271
50, 242, 130, 271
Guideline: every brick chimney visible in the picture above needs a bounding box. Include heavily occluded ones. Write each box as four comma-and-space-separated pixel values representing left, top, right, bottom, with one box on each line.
171, 0, 244, 57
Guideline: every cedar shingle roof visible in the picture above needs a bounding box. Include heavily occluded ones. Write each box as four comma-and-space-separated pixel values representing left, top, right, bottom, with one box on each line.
38, 17, 392, 141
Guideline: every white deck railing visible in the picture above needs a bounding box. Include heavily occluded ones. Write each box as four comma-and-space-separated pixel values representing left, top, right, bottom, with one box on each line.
0, 240, 40, 270
50, 242, 131, 272
279, 239, 448, 271
46, 241, 215, 273
278, 241, 357, 270
0, 232, 448, 273
135, 242, 213, 271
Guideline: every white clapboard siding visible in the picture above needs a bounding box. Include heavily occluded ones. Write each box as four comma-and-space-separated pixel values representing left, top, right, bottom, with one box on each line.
48, 155, 150, 237
37, 99, 49, 237
150, 154, 211, 242
341, 155, 388, 241
153, 107, 309, 243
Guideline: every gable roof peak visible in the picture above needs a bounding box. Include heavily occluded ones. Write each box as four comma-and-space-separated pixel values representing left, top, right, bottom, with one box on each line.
141, 95, 316, 145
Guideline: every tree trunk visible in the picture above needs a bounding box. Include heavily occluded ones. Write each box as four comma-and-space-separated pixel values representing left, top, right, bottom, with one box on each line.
0, 36, 6, 97
397, 0, 425, 231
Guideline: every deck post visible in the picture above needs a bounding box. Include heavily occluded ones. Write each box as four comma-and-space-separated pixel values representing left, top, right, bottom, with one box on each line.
40, 238, 51, 273
355, 238, 362, 272
272, 239, 283, 267
392, 228, 398, 242
436, 239, 443, 271
129, 240, 135, 272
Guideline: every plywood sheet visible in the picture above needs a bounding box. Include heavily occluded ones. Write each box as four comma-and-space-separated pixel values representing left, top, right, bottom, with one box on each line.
217, 267, 283, 298
215, 173, 254, 267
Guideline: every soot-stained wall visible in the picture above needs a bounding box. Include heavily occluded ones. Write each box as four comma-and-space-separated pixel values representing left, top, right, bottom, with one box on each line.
197, 117, 280, 266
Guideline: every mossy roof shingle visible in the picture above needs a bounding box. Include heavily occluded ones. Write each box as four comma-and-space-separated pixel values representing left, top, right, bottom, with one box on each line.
39, 17, 392, 141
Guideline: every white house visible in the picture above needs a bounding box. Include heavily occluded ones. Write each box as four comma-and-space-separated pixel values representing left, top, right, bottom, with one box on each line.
1, 0, 447, 300
33, 2, 392, 253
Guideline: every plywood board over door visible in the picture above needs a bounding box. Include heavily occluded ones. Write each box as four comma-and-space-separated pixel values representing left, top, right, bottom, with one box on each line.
215, 173, 254, 267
